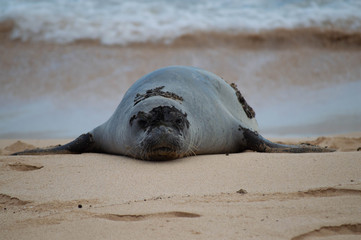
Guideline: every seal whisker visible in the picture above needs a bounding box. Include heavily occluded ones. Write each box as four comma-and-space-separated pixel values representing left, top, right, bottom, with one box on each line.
185, 138, 198, 157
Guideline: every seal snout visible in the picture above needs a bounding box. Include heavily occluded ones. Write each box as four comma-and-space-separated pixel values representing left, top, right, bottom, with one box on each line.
142, 125, 182, 160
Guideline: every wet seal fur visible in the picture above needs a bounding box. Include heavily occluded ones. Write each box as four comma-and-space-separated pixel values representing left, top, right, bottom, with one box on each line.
13, 66, 334, 160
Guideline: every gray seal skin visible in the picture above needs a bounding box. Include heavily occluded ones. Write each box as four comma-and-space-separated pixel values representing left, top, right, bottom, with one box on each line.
13, 66, 334, 160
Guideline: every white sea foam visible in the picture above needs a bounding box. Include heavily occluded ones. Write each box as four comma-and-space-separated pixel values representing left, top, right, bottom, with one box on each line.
1, 0, 361, 45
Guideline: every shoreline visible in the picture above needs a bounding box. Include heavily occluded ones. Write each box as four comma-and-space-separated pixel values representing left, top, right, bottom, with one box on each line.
2, 2, 361, 238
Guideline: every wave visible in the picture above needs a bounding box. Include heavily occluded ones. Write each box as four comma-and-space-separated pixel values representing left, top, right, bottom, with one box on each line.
170, 28, 361, 49
2, 23, 360, 49
1, 0, 361, 46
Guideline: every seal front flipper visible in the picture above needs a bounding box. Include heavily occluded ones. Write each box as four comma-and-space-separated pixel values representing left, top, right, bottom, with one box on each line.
12, 133, 96, 155
241, 127, 335, 153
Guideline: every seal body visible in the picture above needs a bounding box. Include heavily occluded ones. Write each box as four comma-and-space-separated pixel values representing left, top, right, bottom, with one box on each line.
91, 66, 258, 159
13, 66, 333, 160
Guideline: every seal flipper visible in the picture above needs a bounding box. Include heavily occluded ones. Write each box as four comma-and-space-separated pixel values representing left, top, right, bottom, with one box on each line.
12, 133, 96, 155
241, 127, 335, 153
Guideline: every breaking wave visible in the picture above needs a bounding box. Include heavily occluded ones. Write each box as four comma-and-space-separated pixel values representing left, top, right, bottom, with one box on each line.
1, 0, 360, 46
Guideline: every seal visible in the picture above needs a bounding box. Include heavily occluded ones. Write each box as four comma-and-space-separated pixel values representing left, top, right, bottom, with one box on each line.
13, 66, 334, 160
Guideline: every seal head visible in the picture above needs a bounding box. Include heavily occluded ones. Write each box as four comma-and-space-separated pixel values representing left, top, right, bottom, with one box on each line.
129, 105, 190, 160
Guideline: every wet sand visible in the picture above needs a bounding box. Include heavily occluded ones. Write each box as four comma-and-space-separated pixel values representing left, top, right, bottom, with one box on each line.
1, 28, 361, 138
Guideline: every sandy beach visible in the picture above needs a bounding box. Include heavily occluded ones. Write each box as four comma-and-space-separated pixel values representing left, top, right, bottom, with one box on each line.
1, 31, 361, 240
1, 1, 361, 238
1, 134, 361, 240
1, 32, 361, 240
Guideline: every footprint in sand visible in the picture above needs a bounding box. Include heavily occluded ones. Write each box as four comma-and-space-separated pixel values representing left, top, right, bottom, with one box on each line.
97, 211, 201, 222
296, 188, 361, 197
8, 162, 43, 171
245, 187, 361, 202
291, 223, 361, 240
0, 194, 31, 206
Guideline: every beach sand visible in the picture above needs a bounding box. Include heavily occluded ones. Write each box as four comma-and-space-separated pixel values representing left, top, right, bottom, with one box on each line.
1, 133, 360, 240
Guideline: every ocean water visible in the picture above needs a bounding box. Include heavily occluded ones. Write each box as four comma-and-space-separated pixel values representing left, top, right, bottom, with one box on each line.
0, 0, 361, 139
1, 0, 361, 45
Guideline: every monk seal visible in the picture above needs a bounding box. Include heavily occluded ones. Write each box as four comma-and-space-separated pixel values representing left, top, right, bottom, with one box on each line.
13, 66, 334, 160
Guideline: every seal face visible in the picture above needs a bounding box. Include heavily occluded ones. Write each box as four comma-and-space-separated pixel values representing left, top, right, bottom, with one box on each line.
129, 106, 190, 160
12, 66, 334, 159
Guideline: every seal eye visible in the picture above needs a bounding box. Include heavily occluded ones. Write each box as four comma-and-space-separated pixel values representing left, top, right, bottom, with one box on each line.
175, 118, 183, 125
137, 119, 148, 128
